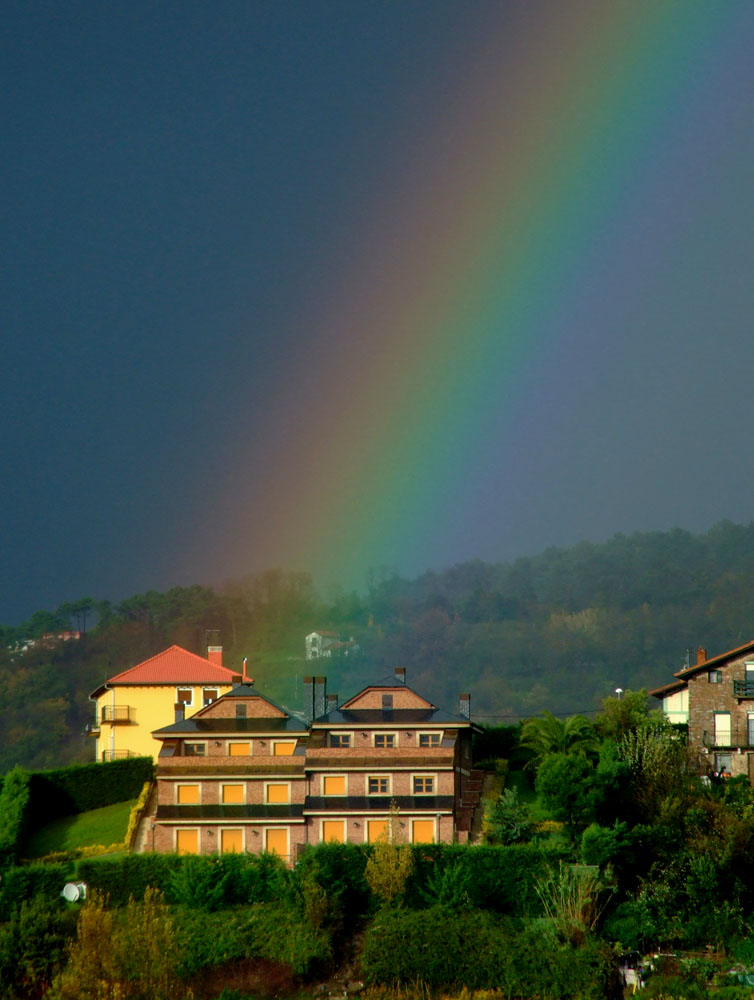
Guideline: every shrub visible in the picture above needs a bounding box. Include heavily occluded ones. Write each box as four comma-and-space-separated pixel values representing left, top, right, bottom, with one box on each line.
76, 854, 182, 905
0, 896, 75, 1000
293, 842, 370, 921
361, 906, 619, 997
169, 855, 230, 911
0, 768, 32, 868
0, 862, 71, 920
484, 786, 533, 845
365, 812, 414, 907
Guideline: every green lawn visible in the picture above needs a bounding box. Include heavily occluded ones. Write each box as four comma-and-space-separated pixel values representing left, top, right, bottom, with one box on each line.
24, 799, 137, 859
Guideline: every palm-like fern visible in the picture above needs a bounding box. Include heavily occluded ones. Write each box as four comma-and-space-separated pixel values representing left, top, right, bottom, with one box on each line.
520, 711, 599, 770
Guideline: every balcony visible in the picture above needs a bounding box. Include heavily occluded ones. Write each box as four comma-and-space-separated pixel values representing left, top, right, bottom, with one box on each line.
101, 705, 132, 724
702, 726, 754, 749
84, 722, 100, 737
101, 749, 133, 761
733, 680, 754, 698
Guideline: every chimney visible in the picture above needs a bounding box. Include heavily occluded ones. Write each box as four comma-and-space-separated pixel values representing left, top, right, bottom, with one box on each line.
327, 693, 339, 712
207, 645, 223, 667
303, 676, 314, 724
314, 676, 327, 719
459, 693, 471, 720
394, 667, 406, 684
174, 702, 185, 724
697, 647, 707, 666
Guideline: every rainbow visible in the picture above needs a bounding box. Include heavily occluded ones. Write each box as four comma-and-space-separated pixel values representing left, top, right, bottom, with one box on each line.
210, 2, 751, 590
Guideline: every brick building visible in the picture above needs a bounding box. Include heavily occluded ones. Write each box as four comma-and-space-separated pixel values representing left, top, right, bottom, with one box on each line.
149, 668, 481, 860
650, 640, 754, 779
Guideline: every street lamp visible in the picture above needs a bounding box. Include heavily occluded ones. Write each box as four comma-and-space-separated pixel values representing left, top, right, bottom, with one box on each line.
615, 688, 624, 700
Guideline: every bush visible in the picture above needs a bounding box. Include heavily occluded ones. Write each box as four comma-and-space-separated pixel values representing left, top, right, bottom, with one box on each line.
76, 854, 182, 905
293, 842, 370, 921
362, 906, 619, 997
27, 757, 153, 826
484, 786, 533, 845
0, 896, 76, 1000
0, 768, 32, 868
0, 863, 71, 920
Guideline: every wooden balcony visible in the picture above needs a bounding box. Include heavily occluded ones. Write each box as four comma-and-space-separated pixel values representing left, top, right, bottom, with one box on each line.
101, 705, 132, 723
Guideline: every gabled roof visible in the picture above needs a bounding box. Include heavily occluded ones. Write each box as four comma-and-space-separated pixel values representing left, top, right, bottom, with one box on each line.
312, 707, 469, 726
340, 681, 434, 710
90, 644, 238, 698
649, 639, 754, 698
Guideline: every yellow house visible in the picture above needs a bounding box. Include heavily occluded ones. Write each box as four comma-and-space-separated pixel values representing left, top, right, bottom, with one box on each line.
88, 645, 239, 761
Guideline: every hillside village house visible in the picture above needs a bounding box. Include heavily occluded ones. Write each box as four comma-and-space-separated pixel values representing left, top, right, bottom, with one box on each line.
651, 640, 754, 779
148, 668, 482, 862
305, 630, 359, 660
88, 645, 238, 761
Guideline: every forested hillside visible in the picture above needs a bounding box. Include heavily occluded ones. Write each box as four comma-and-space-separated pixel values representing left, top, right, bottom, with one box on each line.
3, 518, 754, 773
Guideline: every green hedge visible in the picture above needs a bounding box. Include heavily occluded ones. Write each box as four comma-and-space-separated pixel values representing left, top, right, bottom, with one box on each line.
0, 768, 32, 868
293, 842, 370, 920
407, 843, 570, 913
362, 906, 619, 997
76, 851, 290, 908
0, 862, 72, 919
175, 902, 333, 978
28, 757, 154, 826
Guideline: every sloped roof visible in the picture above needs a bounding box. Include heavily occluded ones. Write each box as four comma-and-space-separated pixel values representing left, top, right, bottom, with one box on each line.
312, 707, 469, 726
649, 639, 754, 698
91, 644, 238, 697
340, 680, 434, 710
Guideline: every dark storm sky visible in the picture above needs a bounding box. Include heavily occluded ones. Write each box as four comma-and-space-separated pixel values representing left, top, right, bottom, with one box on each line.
3, 2, 754, 624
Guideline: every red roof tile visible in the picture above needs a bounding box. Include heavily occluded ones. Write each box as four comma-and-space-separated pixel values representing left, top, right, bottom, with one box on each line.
105, 645, 238, 685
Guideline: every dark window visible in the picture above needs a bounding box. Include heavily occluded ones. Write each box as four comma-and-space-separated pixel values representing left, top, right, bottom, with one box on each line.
184, 743, 206, 757
413, 776, 435, 794
203, 688, 219, 706
708, 671, 722, 684
419, 733, 441, 747
382, 694, 393, 709
374, 733, 396, 748
368, 776, 389, 794
236, 704, 247, 718
330, 733, 351, 747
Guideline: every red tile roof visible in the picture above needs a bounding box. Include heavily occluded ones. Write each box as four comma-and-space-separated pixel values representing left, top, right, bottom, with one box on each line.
104, 645, 238, 686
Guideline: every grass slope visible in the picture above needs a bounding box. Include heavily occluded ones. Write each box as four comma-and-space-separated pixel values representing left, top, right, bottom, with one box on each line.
24, 798, 136, 858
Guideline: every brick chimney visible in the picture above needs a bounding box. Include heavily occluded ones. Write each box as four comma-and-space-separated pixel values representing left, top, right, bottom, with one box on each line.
327, 693, 339, 712
314, 676, 327, 719
174, 702, 185, 724
697, 647, 707, 666
303, 676, 314, 724
459, 693, 471, 719
207, 645, 223, 667
394, 667, 406, 684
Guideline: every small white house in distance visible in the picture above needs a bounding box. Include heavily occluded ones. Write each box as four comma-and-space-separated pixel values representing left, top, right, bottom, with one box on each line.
305, 631, 341, 660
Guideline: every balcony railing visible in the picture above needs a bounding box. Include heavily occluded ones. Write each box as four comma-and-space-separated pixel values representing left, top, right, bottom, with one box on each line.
733, 680, 754, 698
84, 722, 100, 737
702, 726, 754, 748
101, 749, 133, 761
101, 705, 132, 723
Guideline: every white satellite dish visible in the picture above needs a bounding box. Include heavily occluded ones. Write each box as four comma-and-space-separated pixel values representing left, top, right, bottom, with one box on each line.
62, 882, 87, 902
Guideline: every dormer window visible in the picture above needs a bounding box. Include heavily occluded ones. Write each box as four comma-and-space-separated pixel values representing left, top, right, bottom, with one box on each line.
236, 704, 247, 718
382, 694, 393, 709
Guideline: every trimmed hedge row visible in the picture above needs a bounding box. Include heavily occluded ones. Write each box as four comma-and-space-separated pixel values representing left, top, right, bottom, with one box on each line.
0, 862, 72, 919
27, 757, 154, 826
0, 768, 32, 868
362, 906, 620, 997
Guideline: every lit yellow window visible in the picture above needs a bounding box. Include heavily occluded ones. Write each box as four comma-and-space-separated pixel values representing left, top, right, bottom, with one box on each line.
322, 820, 345, 843
323, 775, 346, 796
273, 741, 296, 756
176, 829, 199, 854
411, 819, 435, 844
265, 828, 288, 858
367, 819, 388, 843
228, 742, 251, 756
266, 783, 290, 804
221, 784, 244, 804
221, 829, 243, 853
176, 784, 199, 804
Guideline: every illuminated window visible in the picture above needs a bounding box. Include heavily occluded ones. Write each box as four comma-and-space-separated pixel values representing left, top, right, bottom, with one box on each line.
221, 829, 243, 853
323, 775, 346, 795
272, 741, 296, 756
221, 784, 244, 804
228, 742, 251, 756
265, 783, 290, 804
176, 829, 199, 854
176, 784, 200, 804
